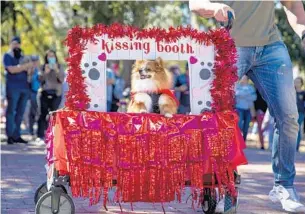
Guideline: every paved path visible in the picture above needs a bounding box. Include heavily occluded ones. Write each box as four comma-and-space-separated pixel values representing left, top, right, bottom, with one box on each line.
1, 136, 305, 214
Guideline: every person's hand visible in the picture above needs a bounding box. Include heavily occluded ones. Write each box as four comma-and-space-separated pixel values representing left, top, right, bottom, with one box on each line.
107, 78, 115, 85
27, 67, 34, 75
179, 85, 188, 92
25, 61, 33, 70
33, 60, 40, 69
45, 64, 51, 74
54, 64, 60, 72
213, 3, 235, 22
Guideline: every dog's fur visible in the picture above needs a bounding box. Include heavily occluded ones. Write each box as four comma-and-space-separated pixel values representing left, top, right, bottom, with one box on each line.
127, 57, 178, 117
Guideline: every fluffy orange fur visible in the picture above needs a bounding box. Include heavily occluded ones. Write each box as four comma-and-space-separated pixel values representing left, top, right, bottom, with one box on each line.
127, 57, 178, 117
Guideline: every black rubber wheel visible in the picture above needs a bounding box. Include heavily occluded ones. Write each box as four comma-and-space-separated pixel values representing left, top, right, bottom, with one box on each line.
224, 187, 239, 214
34, 182, 68, 204
35, 191, 75, 214
201, 188, 217, 214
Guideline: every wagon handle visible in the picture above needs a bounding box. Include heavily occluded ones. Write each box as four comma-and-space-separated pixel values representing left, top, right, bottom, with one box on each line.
220, 11, 234, 31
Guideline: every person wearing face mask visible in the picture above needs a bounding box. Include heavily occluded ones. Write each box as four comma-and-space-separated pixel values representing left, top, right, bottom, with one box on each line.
37, 50, 65, 142
2, 36, 33, 144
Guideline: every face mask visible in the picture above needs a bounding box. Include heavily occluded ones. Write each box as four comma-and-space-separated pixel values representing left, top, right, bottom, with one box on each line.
13, 48, 22, 59
48, 57, 56, 65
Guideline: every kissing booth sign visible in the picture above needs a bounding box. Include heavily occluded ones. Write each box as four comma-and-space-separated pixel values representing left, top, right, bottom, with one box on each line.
45, 23, 246, 209
81, 32, 215, 114
65, 23, 237, 114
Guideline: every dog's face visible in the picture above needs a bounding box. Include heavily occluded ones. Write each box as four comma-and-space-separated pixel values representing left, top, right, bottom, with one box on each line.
131, 57, 170, 91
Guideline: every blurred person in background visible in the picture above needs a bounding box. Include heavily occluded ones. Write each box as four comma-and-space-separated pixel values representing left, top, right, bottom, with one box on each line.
3, 36, 33, 144
235, 76, 257, 141
106, 67, 115, 112
37, 50, 65, 141
169, 65, 181, 101
1, 76, 6, 124
175, 63, 190, 114
294, 77, 305, 152
28, 55, 41, 137
254, 89, 268, 150
111, 63, 125, 112
262, 108, 275, 150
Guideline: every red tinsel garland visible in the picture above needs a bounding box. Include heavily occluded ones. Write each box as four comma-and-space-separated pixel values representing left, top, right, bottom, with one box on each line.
49, 110, 247, 206
64, 23, 237, 111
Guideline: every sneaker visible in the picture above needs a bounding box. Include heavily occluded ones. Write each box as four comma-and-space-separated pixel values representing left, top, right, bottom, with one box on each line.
7, 137, 16, 145
14, 137, 28, 144
269, 185, 305, 212
35, 138, 45, 145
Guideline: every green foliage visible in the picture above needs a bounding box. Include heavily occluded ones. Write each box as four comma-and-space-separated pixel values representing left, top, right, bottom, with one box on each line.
80, 1, 161, 27
1, 1, 63, 75
146, 3, 183, 28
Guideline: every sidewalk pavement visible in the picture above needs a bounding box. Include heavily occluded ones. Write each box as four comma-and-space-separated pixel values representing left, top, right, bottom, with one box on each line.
1, 133, 305, 214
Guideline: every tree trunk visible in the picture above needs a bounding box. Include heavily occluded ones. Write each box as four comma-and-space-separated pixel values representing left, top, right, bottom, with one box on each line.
11, 2, 17, 35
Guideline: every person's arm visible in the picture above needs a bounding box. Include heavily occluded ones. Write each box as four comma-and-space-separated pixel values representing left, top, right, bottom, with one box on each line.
56, 64, 65, 83
189, 0, 235, 22
281, 1, 305, 41
3, 54, 32, 74
107, 69, 115, 85
174, 76, 187, 92
38, 65, 47, 82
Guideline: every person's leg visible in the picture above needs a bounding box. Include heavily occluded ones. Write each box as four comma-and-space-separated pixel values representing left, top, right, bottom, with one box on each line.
246, 41, 298, 188
296, 112, 305, 151
242, 109, 252, 141
37, 92, 50, 139
13, 89, 30, 139
107, 101, 112, 112
237, 109, 245, 135
5, 87, 20, 138
51, 95, 62, 112
256, 110, 265, 149
235, 47, 256, 140
29, 92, 38, 135
22, 100, 30, 133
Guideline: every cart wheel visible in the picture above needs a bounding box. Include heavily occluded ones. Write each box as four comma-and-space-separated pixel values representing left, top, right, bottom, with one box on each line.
35, 191, 75, 214
224, 187, 239, 214
201, 188, 217, 214
34, 182, 68, 204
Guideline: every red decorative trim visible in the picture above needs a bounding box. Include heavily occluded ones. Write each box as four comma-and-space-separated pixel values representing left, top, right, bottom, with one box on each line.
49, 110, 247, 205
64, 23, 237, 111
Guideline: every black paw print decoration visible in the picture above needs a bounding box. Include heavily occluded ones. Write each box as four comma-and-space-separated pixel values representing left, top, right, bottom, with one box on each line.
82, 61, 100, 80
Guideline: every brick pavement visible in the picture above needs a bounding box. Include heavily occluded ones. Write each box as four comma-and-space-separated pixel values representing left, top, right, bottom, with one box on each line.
1, 135, 305, 214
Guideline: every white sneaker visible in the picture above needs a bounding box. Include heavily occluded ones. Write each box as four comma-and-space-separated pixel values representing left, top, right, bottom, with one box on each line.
269, 185, 305, 213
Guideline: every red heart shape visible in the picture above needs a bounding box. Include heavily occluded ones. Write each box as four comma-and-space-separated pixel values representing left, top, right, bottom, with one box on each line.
189, 56, 198, 64
98, 53, 107, 61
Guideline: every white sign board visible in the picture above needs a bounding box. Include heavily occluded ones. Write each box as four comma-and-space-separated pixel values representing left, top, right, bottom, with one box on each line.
81, 36, 215, 115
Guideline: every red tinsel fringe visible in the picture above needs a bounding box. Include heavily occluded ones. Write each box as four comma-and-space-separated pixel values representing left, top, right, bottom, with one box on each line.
64, 23, 237, 111
49, 111, 247, 206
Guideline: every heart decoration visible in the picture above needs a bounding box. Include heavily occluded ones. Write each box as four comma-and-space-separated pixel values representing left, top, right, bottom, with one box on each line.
189, 56, 198, 64
98, 53, 107, 61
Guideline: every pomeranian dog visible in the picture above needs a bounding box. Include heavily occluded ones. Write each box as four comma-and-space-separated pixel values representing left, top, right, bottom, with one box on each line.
127, 57, 179, 117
